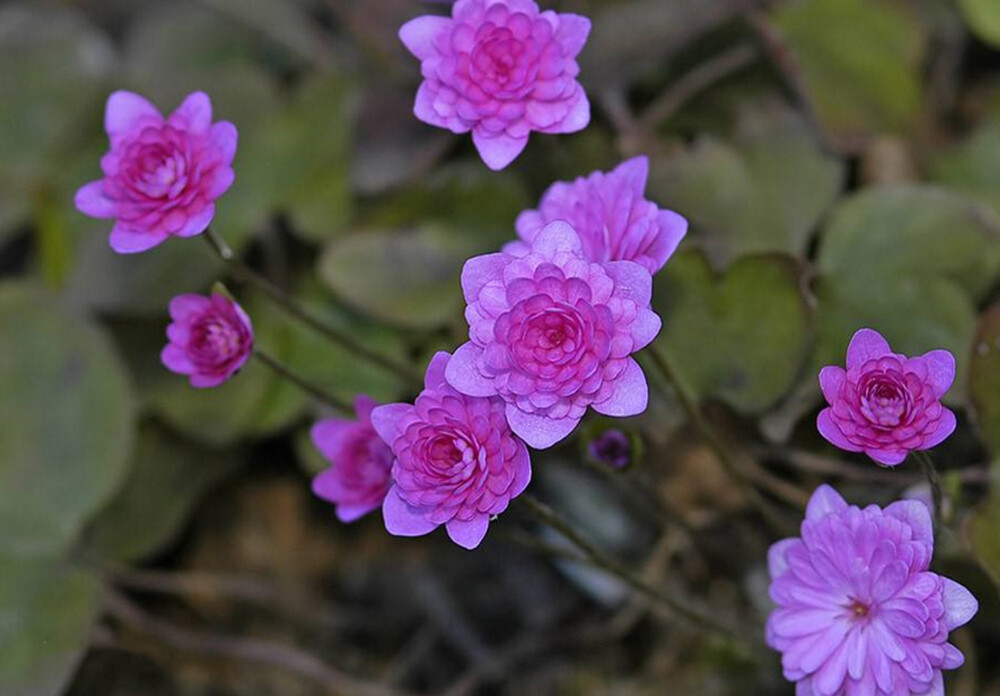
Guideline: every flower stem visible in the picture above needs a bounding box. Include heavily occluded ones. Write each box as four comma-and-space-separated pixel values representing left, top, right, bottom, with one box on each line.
253, 349, 353, 415
203, 229, 421, 389
914, 450, 944, 529
644, 346, 791, 528
518, 493, 742, 643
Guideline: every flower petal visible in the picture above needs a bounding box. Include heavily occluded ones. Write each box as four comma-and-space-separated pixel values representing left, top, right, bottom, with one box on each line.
805, 484, 848, 522
169, 91, 213, 133
592, 358, 648, 417
109, 223, 167, 254
105, 90, 162, 142
604, 260, 653, 307
446, 514, 490, 549
846, 328, 892, 369
370, 403, 412, 446
399, 15, 450, 60
817, 408, 862, 453
74, 180, 116, 218
529, 220, 583, 257
920, 408, 956, 450
505, 404, 580, 449
918, 349, 956, 398
382, 487, 438, 537
942, 578, 978, 630
818, 366, 845, 405
472, 129, 529, 170
446, 342, 497, 397
424, 351, 452, 391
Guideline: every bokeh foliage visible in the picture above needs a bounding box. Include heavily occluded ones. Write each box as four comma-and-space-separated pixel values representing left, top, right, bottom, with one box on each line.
3, 0, 1000, 694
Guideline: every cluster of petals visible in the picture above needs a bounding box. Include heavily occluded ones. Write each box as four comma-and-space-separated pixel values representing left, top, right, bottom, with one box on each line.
818, 329, 957, 467
311, 395, 394, 523
160, 293, 253, 388
767, 485, 977, 696
371, 352, 532, 549
446, 220, 661, 449
75, 91, 237, 253
399, 0, 591, 170
507, 157, 687, 274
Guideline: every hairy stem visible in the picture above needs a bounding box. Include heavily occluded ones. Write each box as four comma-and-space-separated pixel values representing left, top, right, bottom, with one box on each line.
518, 494, 743, 643
203, 228, 421, 388
253, 349, 352, 414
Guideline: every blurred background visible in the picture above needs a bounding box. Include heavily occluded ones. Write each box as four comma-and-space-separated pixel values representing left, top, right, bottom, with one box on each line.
4, 0, 1000, 693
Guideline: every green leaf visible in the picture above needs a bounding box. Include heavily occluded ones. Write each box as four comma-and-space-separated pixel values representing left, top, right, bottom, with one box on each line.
653, 104, 843, 265
0, 284, 136, 556
318, 226, 482, 330
959, 0, 1000, 47
235, 73, 356, 243
652, 251, 813, 414
0, 554, 100, 696
970, 301, 1000, 459
812, 185, 1000, 398
84, 424, 243, 562
773, 0, 925, 139
930, 120, 1000, 218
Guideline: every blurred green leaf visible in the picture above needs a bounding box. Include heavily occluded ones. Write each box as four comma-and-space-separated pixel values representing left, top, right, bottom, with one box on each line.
931, 120, 1000, 217
319, 226, 481, 329
812, 185, 1000, 399
773, 0, 925, 140
653, 104, 843, 265
967, 493, 1000, 598
970, 301, 1000, 459
652, 251, 813, 414
0, 284, 136, 556
236, 73, 356, 243
959, 0, 1000, 47
0, 554, 100, 696
84, 424, 242, 562
147, 289, 405, 446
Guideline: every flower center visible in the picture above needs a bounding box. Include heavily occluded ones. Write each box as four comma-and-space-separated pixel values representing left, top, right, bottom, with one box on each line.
846, 598, 872, 623
191, 317, 242, 366
859, 373, 909, 427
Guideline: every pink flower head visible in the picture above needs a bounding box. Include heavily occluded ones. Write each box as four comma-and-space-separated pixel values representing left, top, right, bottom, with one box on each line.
399, 0, 591, 170
446, 220, 661, 449
508, 157, 687, 274
311, 395, 394, 523
75, 91, 237, 253
370, 352, 531, 549
161, 293, 253, 388
767, 485, 977, 696
817, 329, 957, 467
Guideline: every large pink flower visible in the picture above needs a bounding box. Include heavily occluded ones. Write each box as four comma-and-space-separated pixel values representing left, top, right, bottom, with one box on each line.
399, 0, 591, 170
371, 352, 531, 549
817, 329, 956, 467
75, 91, 237, 253
446, 221, 661, 449
767, 485, 977, 696
312, 395, 394, 523
508, 157, 687, 274
161, 293, 253, 388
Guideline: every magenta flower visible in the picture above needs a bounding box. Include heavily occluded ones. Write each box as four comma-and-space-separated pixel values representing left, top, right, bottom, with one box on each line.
399, 0, 591, 170
75, 91, 237, 253
161, 293, 253, 388
311, 395, 394, 523
817, 329, 957, 467
767, 485, 977, 696
446, 220, 661, 449
507, 157, 687, 274
370, 352, 531, 549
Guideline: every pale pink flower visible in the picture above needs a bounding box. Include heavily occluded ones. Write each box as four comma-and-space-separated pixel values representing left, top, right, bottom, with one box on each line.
399, 0, 591, 170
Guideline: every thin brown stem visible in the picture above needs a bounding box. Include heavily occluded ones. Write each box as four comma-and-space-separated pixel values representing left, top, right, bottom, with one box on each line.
518, 494, 744, 644
639, 43, 758, 130
645, 346, 793, 527
203, 229, 421, 389
101, 589, 415, 696
914, 450, 944, 530
254, 349, 353, 415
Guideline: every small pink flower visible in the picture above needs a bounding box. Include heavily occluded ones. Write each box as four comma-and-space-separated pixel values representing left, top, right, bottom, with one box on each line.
161, 293, 253, 388
399, 0, 591, 170
817, 329, 957, 467
312, 395, 394, 523
446, 220, 661, 449
767, 485, 977, 696
370, 352, 531, 549
508, 157, 687, 274
75, 91, 237, 253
